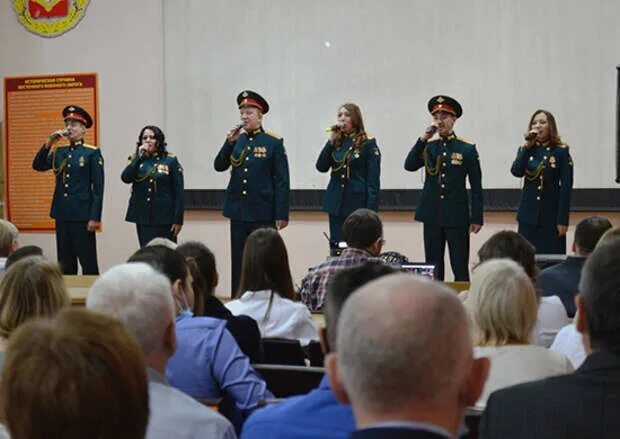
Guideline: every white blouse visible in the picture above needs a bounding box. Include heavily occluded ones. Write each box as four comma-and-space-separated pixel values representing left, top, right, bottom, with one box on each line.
226, 290, 318, 346
474, 344, 573, 408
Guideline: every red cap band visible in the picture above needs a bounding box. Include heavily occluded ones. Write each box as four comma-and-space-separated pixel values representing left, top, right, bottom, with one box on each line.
430, 104, 456, 116
238, 98, 264, 113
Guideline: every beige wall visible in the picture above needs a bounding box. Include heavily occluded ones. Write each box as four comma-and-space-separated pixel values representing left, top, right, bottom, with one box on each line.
1, 2, 618, 295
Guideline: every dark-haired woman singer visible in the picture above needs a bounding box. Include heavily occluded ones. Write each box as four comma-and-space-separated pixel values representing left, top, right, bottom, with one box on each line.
121, 125, 184, 247
316, 103, 381, 243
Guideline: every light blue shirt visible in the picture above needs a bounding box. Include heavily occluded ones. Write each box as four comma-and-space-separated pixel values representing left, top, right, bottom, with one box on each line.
241, 376, 355, 439
166, 316, 272, 419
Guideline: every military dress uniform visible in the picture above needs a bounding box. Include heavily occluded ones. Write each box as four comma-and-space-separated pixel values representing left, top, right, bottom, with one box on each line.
316, 134, 381, 243
121, 151, 184, 247
404, 96, 483, 281
32, 106, 104, 274
511, 141, 573, 254
214, 92, 290, 296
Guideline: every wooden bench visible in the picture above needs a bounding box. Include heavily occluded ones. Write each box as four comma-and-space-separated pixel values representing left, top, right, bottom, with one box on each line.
64, 275, 98, 306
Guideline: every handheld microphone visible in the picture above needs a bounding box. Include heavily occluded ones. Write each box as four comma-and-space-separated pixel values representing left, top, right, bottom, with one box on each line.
325, 123, 345, 132
427, 125, 438, 135
234, 123, 244, 132
525, 131, 538, 141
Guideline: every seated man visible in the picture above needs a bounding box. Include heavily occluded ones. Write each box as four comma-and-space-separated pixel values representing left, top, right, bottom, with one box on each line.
480, 237, 620, 438
538, 215, 612, 317
326, 274, 489, 438
299, 208, 384, 311
87, 263, 236, 438
0, 219, 19, 274
1, 308, 149, 439
242, 262, 396, 439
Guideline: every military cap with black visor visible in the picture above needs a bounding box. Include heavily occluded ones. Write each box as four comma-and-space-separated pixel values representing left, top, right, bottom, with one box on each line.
214, 90, 290, 296
404, 95, 483, 281
32, 104, 104, 275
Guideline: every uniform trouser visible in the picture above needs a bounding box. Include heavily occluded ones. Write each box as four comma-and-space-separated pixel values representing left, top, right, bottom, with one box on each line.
423, 224, 470, 281
518, 222, 566, 255
136, 224, 176, 248
230, 220, 276, 298
55, 220, 99, 275
328, 214, 347, 245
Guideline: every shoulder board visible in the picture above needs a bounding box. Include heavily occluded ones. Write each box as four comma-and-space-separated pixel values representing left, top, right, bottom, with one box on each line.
128, 153, 136, 161
365, 135, 375, 141
167, 153, 176, 158
557, 143, 568, 149
426, 137, 440, 144
456, 137, 475, 145
55, 144, 70, 149
264, 130, 282, 140
82, 144, 98, 150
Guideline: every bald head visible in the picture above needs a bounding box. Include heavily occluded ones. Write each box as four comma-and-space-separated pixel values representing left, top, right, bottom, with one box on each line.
336, 274, 473, 414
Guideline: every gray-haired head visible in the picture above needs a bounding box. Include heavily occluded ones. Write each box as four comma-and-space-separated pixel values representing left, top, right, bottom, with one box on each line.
86, 263, 174, 356
336, 273, 473, 414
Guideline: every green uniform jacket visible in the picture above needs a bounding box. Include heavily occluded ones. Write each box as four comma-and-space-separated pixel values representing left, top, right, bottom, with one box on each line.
121, 152, 184, 225
32, 140, 104, 222
316, 135, 381, 217
404, 134, 483, 227
214, 127, 290, 222
510, 142, 573, 227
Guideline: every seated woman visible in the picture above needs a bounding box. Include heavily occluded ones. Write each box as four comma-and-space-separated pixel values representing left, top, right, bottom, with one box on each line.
226, 228, 318, 346
0, 256, 70, 370
177, 241, 262, 363
475, 230, 568, 347
127, 245, 272, 428
465, 258, 573, 407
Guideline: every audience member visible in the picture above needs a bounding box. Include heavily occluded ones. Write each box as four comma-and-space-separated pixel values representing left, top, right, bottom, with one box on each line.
476, 230, 568, 346
226, 228, 318, 346
597, 226, 620, 246
538, 215, 612, 317
87, 263, 236, 438
480, 236, 620, 438
177, 241, 262, 362
465, 259, 572, 407
242, 262, 396, 439
0, 257, 69, 369
0, 308, 149, 439
299, 208, 384, 312
326, 273, 489, 438
4, 245, 44, 270
0, 220, 19, 274
128, 245, 271, 428
146, 236, 178, 249
550, 316, 587, 369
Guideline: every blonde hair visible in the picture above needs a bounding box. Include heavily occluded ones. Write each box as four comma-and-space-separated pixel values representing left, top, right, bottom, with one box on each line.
465, 259, 538, 346
0, 257, 70, 339
0, 219, 18, 257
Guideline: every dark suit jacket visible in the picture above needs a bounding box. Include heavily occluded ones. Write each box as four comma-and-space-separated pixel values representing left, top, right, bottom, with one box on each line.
537, 256, 585, 317
480, 350, 620, 439
351, 426, 450, 439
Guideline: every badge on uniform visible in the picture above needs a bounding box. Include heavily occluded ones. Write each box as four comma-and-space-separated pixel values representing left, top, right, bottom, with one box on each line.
79, 156, 85, 167
549, 156, 556, 168
253, 146, 267, 158
450, 152, 463, 165
157, 164, 169, 175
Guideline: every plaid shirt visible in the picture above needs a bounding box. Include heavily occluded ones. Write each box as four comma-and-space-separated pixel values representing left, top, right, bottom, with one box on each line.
299, 248, 379, 312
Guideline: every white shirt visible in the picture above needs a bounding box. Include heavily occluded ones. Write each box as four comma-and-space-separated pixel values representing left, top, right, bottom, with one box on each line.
550, 322, 587, 369
226, 290, 318, 346
533, 295, 569, 347
474, 344, 573, 408
147, 368, 236, 439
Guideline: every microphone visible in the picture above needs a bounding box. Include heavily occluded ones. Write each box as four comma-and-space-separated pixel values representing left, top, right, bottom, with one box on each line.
325, 123, 345, 132
525, 131, 538, 141
234, 123, 245, 133
426, 125, 438, 135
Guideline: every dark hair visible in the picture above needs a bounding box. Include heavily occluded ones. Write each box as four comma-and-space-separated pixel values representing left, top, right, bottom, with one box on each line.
2, 308, 149, 439
527, 109, 562, 145
574, 216, 613, 254
379, 251, 410, 266
579, 237, 620, 354
5, 245, 44, 270
238, 228, 295, 321
136, 125, 167, 155
476, 231, 537, 280
324, 262, 396, 351
342, 209, 383, 249
177, 241, 217, 295
128, 245, 187, 285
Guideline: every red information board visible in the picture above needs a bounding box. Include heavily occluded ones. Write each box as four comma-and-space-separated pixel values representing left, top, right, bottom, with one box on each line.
3, 73, 98, 231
